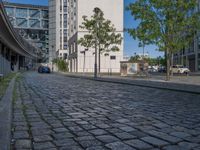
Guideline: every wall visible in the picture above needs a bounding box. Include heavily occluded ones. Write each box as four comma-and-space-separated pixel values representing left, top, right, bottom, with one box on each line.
69, 0, 124, 73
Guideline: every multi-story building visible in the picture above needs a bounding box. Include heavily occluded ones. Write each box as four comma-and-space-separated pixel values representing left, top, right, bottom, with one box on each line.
173, 2, 200, 72
173, 34, 200, 72
68, 0, 124, 73
4, 2, 49, 62
49, 0, 68, 63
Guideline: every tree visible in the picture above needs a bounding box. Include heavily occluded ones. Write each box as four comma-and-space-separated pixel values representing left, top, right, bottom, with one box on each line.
78, 7, 122, 75
52, 58, 68, 72
129, 55, 140, 63
127, 0, 200, 80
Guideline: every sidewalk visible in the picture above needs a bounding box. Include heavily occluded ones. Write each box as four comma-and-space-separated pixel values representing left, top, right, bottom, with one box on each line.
59, 72, 200, 94
0, 77, 16, 150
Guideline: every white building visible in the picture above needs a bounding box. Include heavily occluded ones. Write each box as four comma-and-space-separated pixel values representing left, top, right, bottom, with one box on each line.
68, 0, 124, 73
49, 0, 68, 62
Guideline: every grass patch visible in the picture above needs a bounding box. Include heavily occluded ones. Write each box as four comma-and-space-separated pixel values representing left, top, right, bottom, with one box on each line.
0, 73, 16, 100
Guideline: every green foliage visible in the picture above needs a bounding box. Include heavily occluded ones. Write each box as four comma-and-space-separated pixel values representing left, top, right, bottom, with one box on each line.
53, 58, 68, 72
127, 0, 200, 80
0, 73, 16, 100
129, 55, 140, 62
78, 7, 123, 54
129, 55, 166, 66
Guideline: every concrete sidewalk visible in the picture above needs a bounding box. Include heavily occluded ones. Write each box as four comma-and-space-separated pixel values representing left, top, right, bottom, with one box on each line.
0, 77, 16, 150
59, 72, 200, 94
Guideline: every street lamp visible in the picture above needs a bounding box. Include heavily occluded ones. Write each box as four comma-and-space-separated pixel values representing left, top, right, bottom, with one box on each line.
80, 48, 88, 74
139, 41, 145, 72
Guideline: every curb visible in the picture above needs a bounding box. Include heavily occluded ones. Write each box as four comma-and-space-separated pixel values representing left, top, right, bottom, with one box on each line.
61, 73, 200, 95
0, 76, 16, 150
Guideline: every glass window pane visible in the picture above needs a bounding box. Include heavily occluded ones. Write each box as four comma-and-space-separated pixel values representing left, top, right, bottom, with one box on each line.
9, 17, 15, 26
29, 19, 40, 28
42, 20, 48, 28
42, 10, 48, 19
16, 18, 28, 28
29, 9, 40, 19
16, 8, 27, 18
5, 7, 14, 17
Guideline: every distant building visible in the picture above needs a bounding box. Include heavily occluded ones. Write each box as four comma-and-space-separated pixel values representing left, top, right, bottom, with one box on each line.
48, 0, 68, 62
173, 2, 200, 72
173, 35, 200, 72
68, 0, 124, 73
4, 2, 49, 62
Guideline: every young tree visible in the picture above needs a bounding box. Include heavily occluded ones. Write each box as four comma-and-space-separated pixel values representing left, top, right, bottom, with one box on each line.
127, 0, 200, 80
78, 7, 122, 76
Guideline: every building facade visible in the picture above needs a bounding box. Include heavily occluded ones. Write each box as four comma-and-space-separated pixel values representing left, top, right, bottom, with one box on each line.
173, 1, 200, 72
0, 0, 37, 76
68, 0, 124, 73
173, 37, 200, 72
4, 2, 49, 62
49, 0, 68, 63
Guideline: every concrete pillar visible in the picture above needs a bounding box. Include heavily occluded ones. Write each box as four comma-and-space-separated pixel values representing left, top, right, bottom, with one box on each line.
0, 42, 2, 74
3, 46, 11, 76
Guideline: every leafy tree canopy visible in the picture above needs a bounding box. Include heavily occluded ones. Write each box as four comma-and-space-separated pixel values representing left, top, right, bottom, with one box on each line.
78, 7, 123, 53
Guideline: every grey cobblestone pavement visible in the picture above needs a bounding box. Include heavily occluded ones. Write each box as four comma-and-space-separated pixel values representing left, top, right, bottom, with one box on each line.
11, 72, 200, 150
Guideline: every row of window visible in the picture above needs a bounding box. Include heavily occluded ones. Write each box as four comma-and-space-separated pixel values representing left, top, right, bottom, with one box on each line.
5, 7, 48, 19
9, 17, 48, 29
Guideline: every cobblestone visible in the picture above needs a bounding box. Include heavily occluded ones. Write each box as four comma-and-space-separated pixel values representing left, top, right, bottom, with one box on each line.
10, 72, 200, 149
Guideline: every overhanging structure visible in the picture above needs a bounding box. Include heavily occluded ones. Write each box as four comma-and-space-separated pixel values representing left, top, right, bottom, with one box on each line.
0, 0, 38, 76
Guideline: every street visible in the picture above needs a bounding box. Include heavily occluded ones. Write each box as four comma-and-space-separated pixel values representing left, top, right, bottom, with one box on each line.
11, 72, 200, 150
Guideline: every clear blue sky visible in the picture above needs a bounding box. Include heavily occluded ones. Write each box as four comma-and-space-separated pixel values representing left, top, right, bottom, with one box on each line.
8, 0, 163, 58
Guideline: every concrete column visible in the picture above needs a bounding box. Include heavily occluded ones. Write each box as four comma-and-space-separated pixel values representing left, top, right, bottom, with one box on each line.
3, 46, 11, 76
0, 42, 2, 74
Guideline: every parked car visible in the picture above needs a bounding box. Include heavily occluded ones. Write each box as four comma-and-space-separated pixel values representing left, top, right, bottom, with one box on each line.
148, 66, 158, 73
171, 65, 190, 74
38, 66, 51, 73
158, 66, 166, 73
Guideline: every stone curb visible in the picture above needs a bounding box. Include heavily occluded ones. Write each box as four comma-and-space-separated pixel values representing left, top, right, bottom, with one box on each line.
60, 73, 200, 95
0, 76, 16, 150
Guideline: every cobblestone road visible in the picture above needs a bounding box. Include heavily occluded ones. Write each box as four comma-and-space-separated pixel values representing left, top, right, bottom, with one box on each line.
11, 72, 200, 150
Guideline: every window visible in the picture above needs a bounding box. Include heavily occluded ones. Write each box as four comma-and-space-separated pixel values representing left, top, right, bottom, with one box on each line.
63, 6, 67, 12
42, 20, 48, 28
64, 21, 67, 28
29, 9, 40, 19
5, 7, 14, 17
9, 17, 15, 26
16, 18, 28, 28
29, 19, 40, 28
110, 56, 116, 60
63, 29, 67, 37
16, 8, 27, 18
42, 10, 48, 19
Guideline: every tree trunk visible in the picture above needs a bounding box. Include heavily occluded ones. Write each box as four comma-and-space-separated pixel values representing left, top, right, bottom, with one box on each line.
166, 49, 170, 81
98, 44, 101, 76
170, 52, 173, 77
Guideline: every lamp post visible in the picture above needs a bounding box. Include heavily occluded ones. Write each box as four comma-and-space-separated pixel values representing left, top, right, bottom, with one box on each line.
139, 41, 145, 72
80, 48, 88, 75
